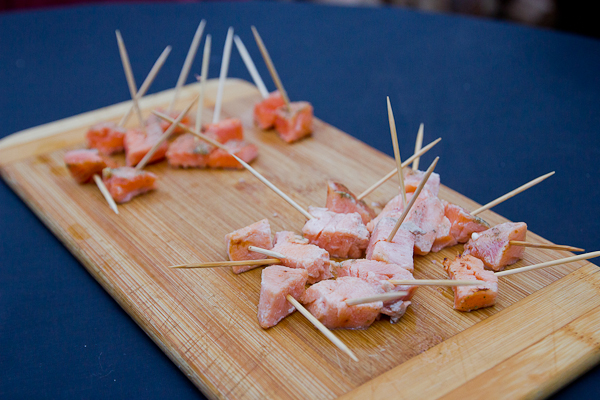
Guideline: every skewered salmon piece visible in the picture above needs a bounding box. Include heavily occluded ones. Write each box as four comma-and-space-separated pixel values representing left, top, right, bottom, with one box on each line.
102, 166, 158, 203
204, 118, 244, 144
404, 169, 441, 196
124, 123, 169, 167
147, 109, 194, 135
273, 101, 313, 143
301, 277, 384, 329
64, 149, 108, 184
431, 216, 457, 253
463, 222, 527, 271
443, 201, 490, 243
335, 259, 417, 301
404, 190, 446, 255
85, 121, 127, 156
366, 217, 415, 272
272, 231, 332, 284
302, 207, 370, 259
443, 254, 498, 312
326, 181, 376, 224
207, 140, 258, 169
166, 133, 215, 168
254, 91, 286, 130
224, 219, 273, 274
258, 265, 308, 329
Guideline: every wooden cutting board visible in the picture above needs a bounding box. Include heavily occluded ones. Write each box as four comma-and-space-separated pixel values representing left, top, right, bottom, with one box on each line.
1, 79, 598, 400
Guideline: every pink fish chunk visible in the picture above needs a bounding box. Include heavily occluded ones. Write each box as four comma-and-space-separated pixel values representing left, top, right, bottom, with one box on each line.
431, 216, 457, 252
443, 254, 498, 312
443, 201, 490, 243
404, 169, 441, 196
302, 207, 370, 259
272, 231, 332, 284
463, 222, 527, 271
326, 180, 376, 224
224, 219, 273, 274
301, 277, 384, 329
258, 265, 308, 329
366, 217, 414, 272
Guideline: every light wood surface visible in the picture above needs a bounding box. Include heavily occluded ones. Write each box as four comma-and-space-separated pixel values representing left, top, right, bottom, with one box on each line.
0, 79, 598, 400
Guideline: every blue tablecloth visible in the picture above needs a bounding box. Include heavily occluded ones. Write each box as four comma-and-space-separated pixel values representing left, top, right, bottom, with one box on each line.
1, 2, 599, 399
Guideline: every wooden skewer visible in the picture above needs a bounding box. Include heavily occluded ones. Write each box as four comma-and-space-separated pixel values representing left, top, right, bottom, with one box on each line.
136, 95, 199, 170
386, 157, 439, 242
496, 251, 600, 277
119, 45, 171, 127
213, 27, 234, 124
356, 137, 441, 201
115, 30, 145, 128
195, 35, 212, 133
234, 35, 269, 99
508, 241, 584, 252
248, 246, 287, 259
92, 174, 118, 215
387, 279, 482, 286
345, 292, 409, 306
285, 295, 358, 362
412, 123, 424, 171
151, 112, 315, 220
251, 26, 291, 109
470, 171, 555, 216
170, 258, 281, 269
168, 19, 206, 113
387, 97, 407, 208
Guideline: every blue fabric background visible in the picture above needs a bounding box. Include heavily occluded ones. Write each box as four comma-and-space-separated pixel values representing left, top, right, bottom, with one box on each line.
1, 2, 599, 399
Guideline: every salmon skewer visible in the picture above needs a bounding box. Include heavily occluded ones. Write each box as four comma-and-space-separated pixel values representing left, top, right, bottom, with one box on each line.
258, 265, 308, 328
325, 181, 377, 224
224, 219, 274, 274
444, 254, 499, 312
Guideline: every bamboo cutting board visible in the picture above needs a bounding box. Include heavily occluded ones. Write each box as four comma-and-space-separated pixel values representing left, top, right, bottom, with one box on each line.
1, 79, 598, 400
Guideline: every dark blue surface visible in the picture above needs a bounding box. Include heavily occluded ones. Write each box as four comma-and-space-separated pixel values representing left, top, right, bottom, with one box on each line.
1, 2, 599, 399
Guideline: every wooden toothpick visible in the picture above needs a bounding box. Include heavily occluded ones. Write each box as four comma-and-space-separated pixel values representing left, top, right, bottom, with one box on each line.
248, 246, 287, 259
412, 123, 424, 171
508, 241, 584, 252
356, 137, 441, 201
136, 95, 199, 170
195, 35, 212, 133
152, 112, 315, 220
386, 157, 439, 242
387, 279, 482, 287
496, 251, 600, 277
251, 26, 291, 109
115, 30, 145, 128
170, 259, 281, 269
285, 295, 358, 362
387, 97, 407, 208
118, 45, 172, 127
345, 292, 410, 306
470, 171, 555, 216
93, 174, 118, 215
213, 27, 234, 124
168, 19, 206, 113
234, 35, 269, 99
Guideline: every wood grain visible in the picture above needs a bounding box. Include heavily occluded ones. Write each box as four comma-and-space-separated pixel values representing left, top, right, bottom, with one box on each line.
1, 79, 598, 400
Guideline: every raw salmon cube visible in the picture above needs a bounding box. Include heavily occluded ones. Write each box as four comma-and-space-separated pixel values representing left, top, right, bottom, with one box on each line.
404, 169, 441, 196
166, 133, 214, 168
64, 149, 107, 184
273, 101, 313, 143
207, 140, 258, 169
366, 217, 414, 272
404, 190, 446, 255
463, 222, 527, 271
204, 118, 244, 144
443, 254, 498, 312
301, 277, 383, 329
102, 167, 157, 203
443, 201, 490, 243
124, 123, 169, 167
302, 207, 370, 259
258, 265, 308, 329
86, 122, 127, 156
326, 181, 376, 224
254, 91, 286, 130
224, 219, 273, 274
272, 231, 332, 284
431, 216, 458, 252
146, 109, 194, 135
